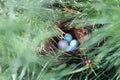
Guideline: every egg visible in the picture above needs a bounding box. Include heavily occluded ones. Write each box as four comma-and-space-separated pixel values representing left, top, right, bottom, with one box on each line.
66, 46, 77, 52
64, 33, 73, 42
58, 40, 69, 49
70, 39, 79, 47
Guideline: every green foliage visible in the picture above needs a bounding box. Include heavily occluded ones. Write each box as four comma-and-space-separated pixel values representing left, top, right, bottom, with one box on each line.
0, 0, 64, 80
0, 0, 120, 80
80, 0, 120, 79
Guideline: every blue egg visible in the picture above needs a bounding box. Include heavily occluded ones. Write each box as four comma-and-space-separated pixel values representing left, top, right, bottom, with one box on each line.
58, 40, 69, 49
64, 33, 73, 42
66, 46, 77, 52
70, 39, 79, 47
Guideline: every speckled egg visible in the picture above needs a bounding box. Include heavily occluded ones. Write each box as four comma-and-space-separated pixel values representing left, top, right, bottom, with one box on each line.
58, 40, 69, 49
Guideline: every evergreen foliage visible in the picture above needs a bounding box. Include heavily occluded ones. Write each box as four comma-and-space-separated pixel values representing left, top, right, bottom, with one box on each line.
0, 0, 120, 80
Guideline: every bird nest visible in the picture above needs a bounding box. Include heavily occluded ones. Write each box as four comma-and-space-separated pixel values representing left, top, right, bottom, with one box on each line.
37, 18, 92, 67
